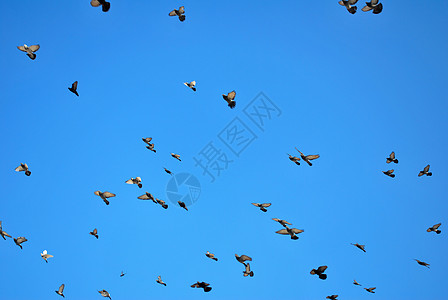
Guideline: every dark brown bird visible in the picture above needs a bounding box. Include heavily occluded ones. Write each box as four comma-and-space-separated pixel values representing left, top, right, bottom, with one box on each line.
272, 218, 292, 227
383, 169, 395, 178
90, 228, 99, 239
0, 221, 12, 240
191, 281, 212, 292
362, 0, 383, 14
120, 271, 126, 277
171, 153, 181, 161
327, 295, 338, 300
251, 202, 271, 212
418, 165, 432, 177
353, 279, 362, 286
222, 91, 236, 108
14, 237, 28, 249
94, 190, 116, 205
351, 243, 366, 252
138, 192, 157, 203
310, 265, 328, 280
164, 168, 173, 175
91, 0, 110, 12
169, 6, 185, 22
295, 148, 320, 166
55, 284, 65, 298
146, 143, 156, 152
142, 137, 153, 145
386, 151, 398, 163
68, 81, 79, 96
206, 251, 218, 261
415, 259, 430, 268
287, 154, 300, 165
178, 201, 188, 211
156, 199, 169, 209
235, 254, 252, 264
364, 287, 376, 293
98, 289, 111, 299
427, 223, 441, 234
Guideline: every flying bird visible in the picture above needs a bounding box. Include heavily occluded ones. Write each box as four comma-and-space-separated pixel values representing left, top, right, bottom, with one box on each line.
310, 265, 328, 280
178, 201, 188, 211
171, 153, 181, 161
351, 243, 366, 252
156, 276, 167, 286
164, 168, 173, 175
272, 218, 292, 227
138, 192, 157, 203
156, 199, 169, 209
90, 228, 99, 239
353, 279, 362, 286
235, 254, 252, 264
91, 0, 110, 12
276, 226, 304, 240
68, 81, 79, 96
55, 284, 65, 298
327, 296, 338, 300
98, 290, 112, 299
364, 287, 376, 293
222, 91, 236, 108
295, 148, 320, 166
14, 237, 28, 249
386, 151, 398, 164
0, 221, 12, 240
169, 6, 186, 22
146, 143, 156, 152
418, 165, 432, 177
362, 0, 383, 14
206, 251, 218, 261
17, 44, 40, 60
382, 169, 395, 178
184, 81, 196, 91
94, 190, 116, 205
41, 250, 53, 263
338, 0, 358, 14
142, 137, 153, 145
415, 259, 430, 268
243, 263, 254, 277
120, 271, 126, 277
125, 177, 142, 188
15, 163, 31, 176
251, 202, 271, 212
427, 223, 442, 234
191, 281, 212, 292
287, 154, 300, 165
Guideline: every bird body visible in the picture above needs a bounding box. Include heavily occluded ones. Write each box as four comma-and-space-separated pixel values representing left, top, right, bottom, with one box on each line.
427, 223, 442, 234
415, 259, 430, 268
178, 201, 188, 211
287, 154, 300, 165
14, 237, 28, 249
383, 169, 395, 178
251, 202, 271, 212
353, 279, 361, 286
98, 290, 112, 299
90, 228, 99, 239
120, 271, 126, 277
164, 168, 173, 175
365, 287, 376, 293
295, 148, 319, 166
94, 190, 116, 205
386, 151, 398, 163
272, 218, 292, 227
91, 0, 110, 12
276, 226, 303, 240
138, 192, 157, 203
338, 0, 358, 14
17, 44, 40, 60
351, 243, 366, 252
156, 198, 169, 209
171, 153, 181, 161
0, 221, 12, 240
362, 0, 383, 14
191, 281, 212, 292
243, 262, 254, 277
327, 295, 338, 300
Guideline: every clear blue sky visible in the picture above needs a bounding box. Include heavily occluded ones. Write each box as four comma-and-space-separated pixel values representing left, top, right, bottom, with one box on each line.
1, 1, 448, 299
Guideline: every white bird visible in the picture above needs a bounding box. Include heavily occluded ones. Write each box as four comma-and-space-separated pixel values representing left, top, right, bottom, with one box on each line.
17, 44, 40, 60
15, 163, 31, 176
41, 250, 54, 263
125, 177, 142, 188
184, 81, 196, 91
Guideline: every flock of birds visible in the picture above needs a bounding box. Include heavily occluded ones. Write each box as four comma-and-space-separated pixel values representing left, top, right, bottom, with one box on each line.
4, 1, 442, 299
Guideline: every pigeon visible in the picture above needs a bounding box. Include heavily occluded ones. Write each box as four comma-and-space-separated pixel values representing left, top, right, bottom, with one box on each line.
235, 254, 252, 264
310, 265, 328, 280
386, 151, 398, 164
90, 228, 99, 239
164, 168, 173, 175
287, 154, 300, 165
427, 223, 442, 234
327, 296, 338, 300
68, 81, 79, 96
41, 250, 53, 263
351, 243, 366, 252
55, 284, 65, 298
98, 290, 112, 299
272, 218, 292, 227
169, 6, 186, 22
222, 91, 236, 108
0, 221, 12, 240
94, 191, 116, 205
338, 0, 358, 14
156, 275, 167, 286
156, 199, 169, 209
15, 163, 31, 176
251, 202, 271, 212
184, 81, 196, 91
14, 237, 28, 249
353, 279, 362, 286
243, 263, 254, 277
142, 137, 153, 145
125, 177, 142, 188
91, 0, 110, 12
383, 169, 395, 178
171, 153, 181, 161
191, 281, 212, 292
364, 287, 376, 293
415, 259, 430, 268
295, 148, 320, 166
146, 143, 156, 152
206, 251, 218, 261
17, 44, 40, 60
178, 201, 188, 211
276, 226, 304, 240
120, 271, 126, 277
362, 0, 383, 14
138, 192, 157, 203
418, 165, 432, 177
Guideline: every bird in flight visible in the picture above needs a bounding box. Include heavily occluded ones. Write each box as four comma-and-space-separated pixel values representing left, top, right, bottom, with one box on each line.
98, 289, 112, 299
191, 281, 212, 292
427, 223, 441, 234
14, 237, 28, 249
90, 228, 99, 239
206, 251, 218, 261
169, 6, 186, 22
0, 221, 12, 240
171, 153, 181, 161
338, 0, 358, 14
41, 250, 54, 263
382, 169, 395, 178
68, 81, 79, 96
164, 168, 173, 175
295, 148, 320, 166
418, 165, 432, 177
351, 243, 366, 252
353, 279, 362, 286
310, 265, 328, 280
156, 199, 169, 209
243, 263, 254, 277
222, 91, 236, 108
142, 138, 156, 152
386, 151, 398, 164
287, 154, 301, 165
55, 284, 65, 298
138, 192, 157, 203
156, 275, 167, 286
17, 44, 40, 60
251, 202, 271, 212
178, 201, 188, 211
327, 295, 338, 300
235, 254, 252, 264
364, 287, 376, 293
415, 259, 430, 268
94, 190, 116, 205
184, 81, 196, 91
15, 163, 31, 176
125, 177, 142, 188
272, 218, 292, 227
90, 0, 110, 12
362, 0, 383, 14
120, 271, 126, 277
276, 226, 304, 240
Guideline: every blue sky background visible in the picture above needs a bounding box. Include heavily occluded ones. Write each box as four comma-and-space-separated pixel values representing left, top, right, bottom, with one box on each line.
1, 1, 448, 299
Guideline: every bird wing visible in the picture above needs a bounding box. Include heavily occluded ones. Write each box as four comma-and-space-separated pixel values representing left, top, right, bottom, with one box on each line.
59, 284, 65, 293
251, 203, 260, 206
261, 203, 272, 207
178, 6, 185, 14
272, 218, 280, 222
17, 237, 27, 243
240, 255, 252, 261
15, 165, 25, 172
349, 0, 358, 4
424, 165, 430, 172
72, 81, 78, 90
142, 137, 152, 144
276, 229, 289, 235
317, 266, 328, 273
102, 192, 116, 198
125, 179, 134, 184
138, 194, 150, 200
433, 223, 442, 229
93, 228, 98, 234
91, 0, 101, 7
17, 46, 27, 52
305, 154, 320, 160
390, 151, 395, 159
29, 45, 40, 52
136, 177, 141, 182
227, 90, 236, 100
190, 81, 196, 86
291, 228, 304, 234
2, 231, 12, 238
191, 283, 199, 288
371, 0, 379, 4
169, 10, 177, 16
362, 5, 372, 11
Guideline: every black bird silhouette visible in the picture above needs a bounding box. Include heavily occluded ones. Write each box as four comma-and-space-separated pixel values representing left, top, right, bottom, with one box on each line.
191, 281, 212, 292
310, 265, 328, 280
178, 201, 188, 211
386, 151, 398, 164
68, 81, 79, 96
383, 169, 395, 178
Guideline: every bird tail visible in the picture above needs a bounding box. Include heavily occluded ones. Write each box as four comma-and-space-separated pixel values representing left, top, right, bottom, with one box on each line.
310, 269, 316, 275
229, 101, 236, 109
104, 199, 110, 205
428, 172, 433, 176
250, 271, 254, 277
102, 2, 110, 12
261, 207, 267, 212
319, 274, 327, 280
436, 230, 441, 234
390, 174, 395, 178
204, 287, 212, 292
192, 87, 196, 91
213, 257, 218, 261
138, 183, 143, 188
291, 235, 299, 240
394, 159, 399, 163
25, 170, 31, 176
